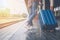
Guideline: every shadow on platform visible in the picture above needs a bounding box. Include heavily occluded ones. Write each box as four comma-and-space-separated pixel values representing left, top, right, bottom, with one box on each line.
26, 28, 60, 40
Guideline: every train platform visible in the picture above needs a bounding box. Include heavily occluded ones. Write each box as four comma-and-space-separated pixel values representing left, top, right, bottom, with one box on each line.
0, 19, 60, 40
26, 19, 60, 40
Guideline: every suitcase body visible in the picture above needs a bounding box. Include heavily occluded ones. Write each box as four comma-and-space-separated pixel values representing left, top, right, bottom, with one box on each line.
39, 9, 58, 31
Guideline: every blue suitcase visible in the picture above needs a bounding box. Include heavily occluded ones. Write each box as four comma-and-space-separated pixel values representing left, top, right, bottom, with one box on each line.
39, 9, 58, 31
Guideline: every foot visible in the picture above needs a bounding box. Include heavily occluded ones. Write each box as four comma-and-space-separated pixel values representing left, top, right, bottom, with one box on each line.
50, 30, 55, 32
42, 30, 47, 32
